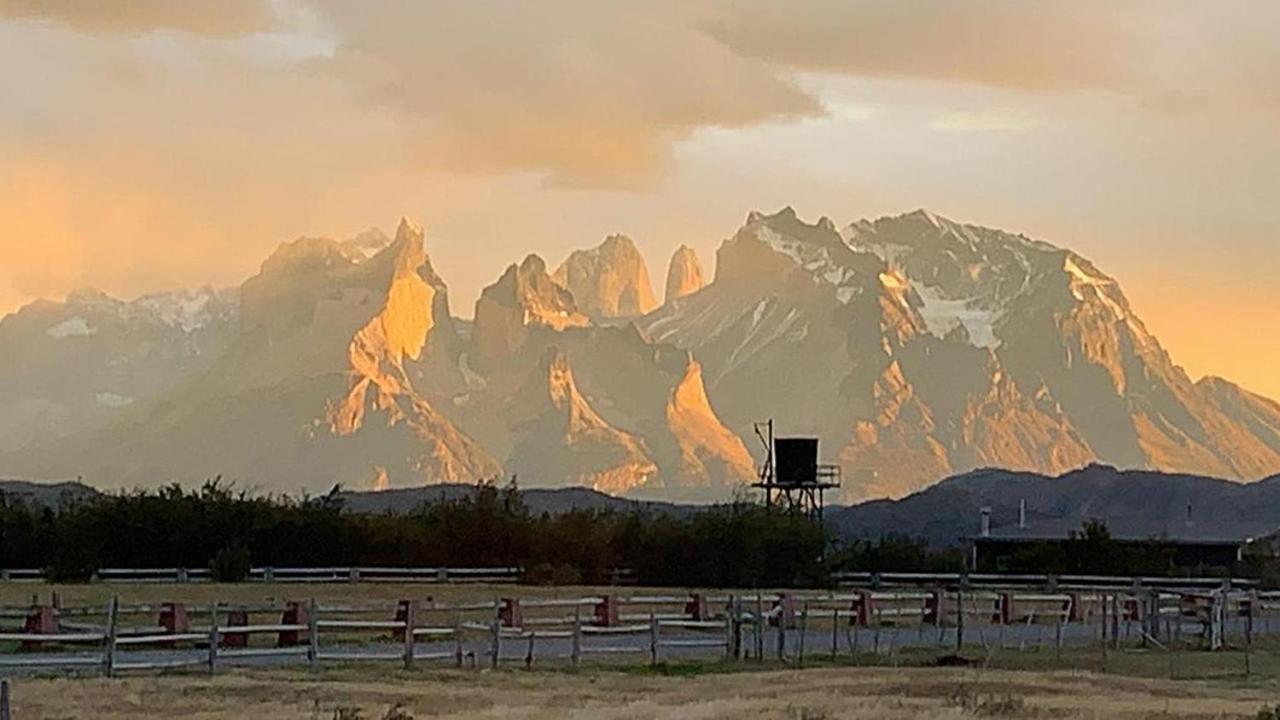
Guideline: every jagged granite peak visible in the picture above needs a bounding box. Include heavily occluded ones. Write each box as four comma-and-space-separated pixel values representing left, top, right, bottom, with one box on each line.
272, 216, 499, 486
307, 217, 499, 486
663, 245, 706, 305
506, 346, 658, 493
328, 224, 440, 434
553, 234, 658, 320
472, 254, 590, 368
395, 215, 423, 240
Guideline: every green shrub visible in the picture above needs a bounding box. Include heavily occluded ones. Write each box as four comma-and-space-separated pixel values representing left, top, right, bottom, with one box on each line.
44, 544, 99, 583
209, 540, 252, 583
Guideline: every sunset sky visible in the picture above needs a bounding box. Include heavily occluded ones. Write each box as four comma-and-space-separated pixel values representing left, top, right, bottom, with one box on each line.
1, 1, 1278, 398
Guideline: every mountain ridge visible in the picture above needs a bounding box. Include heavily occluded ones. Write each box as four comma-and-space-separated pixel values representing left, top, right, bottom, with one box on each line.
3, 207, 1278, 502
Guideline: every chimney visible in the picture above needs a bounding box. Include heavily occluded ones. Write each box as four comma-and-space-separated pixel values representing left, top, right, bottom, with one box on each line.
1018, 499, 1027, 529
980, 507, 991, 538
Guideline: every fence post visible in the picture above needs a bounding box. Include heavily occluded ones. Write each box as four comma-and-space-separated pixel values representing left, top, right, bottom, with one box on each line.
649, 612, 659, 667
1055, 598, 1064, 659
755, 593, 765, 662
723, 600, 733, 662
307, 598, 319, 672
1112, 593, 1122, 650
453, 613, 464, 669
733, 597, 743, 661
1100, 594, 1108, 672
1247, 590, 1257, 646
831, 607, 839, 660
956, 588, 965, 652
797, 603, 808, 668
490, 598, 501, 670
207, 603, 220, 675
1246, 590, 1256, 677
777, 603, 787, 663
571, 606, 582, 669
103, 595, 119, 678
1, 678, 10, 720
403, 599, 418, 670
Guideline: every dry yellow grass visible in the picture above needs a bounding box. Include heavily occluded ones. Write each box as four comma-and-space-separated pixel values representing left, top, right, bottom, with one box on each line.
3, 665, 1276, 719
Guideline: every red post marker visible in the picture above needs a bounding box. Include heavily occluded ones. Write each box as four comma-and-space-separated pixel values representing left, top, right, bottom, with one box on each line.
594, 595, 620, 627
685, 593, 709, 622
158, 603, 190, 648
220, 609, 248, 649
278, 601, 309, 647
500, 597, 523, 628
21, 606, 57, 651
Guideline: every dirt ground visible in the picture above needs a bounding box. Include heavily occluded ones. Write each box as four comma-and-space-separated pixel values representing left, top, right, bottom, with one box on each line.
4, 665, 1278, 719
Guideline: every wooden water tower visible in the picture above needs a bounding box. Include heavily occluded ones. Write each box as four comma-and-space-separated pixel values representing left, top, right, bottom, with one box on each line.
751, 420, 840, 521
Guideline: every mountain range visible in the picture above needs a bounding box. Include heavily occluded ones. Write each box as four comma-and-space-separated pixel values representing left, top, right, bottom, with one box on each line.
2, 208, 1279, 502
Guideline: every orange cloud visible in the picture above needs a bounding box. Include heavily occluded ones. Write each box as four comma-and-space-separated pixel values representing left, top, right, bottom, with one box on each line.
315, 2, 821, 189
0, 0, 275, 37
697, 0, 1141, 91
2, 0, 1280, 406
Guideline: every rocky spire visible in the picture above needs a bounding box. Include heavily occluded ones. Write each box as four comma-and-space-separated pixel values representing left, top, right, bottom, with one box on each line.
553, 234, 658, 320
664, 245, 706, 304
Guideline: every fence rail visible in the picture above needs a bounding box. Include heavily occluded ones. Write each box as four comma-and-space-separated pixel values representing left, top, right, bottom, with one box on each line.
0, 566, 521, 585
2, 568, 1258, 590
832, 571, 1259, 590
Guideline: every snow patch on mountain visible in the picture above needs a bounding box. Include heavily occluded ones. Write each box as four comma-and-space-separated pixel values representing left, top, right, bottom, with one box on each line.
135, 288, 233, 333
1064, 255, 1127, 315
750, 224, 864, 303
47, 316, 96, 339
911, 282, 1002, 349
95, 392, 134, 408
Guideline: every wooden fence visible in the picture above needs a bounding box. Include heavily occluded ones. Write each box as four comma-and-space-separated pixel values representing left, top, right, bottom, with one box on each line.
3, 583, 1278, 677
0, 592, 739, 675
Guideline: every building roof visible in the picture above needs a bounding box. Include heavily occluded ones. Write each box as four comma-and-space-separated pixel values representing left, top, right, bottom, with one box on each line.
976, 518, 1279, 546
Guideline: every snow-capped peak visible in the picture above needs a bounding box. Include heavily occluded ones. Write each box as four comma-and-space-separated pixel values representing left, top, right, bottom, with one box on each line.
134, 287, 236, 333
747, 222, 867, 303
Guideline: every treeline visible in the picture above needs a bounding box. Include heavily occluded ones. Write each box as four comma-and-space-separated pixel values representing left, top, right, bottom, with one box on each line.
0, 480, 831, 587
6, 481, 1240, 585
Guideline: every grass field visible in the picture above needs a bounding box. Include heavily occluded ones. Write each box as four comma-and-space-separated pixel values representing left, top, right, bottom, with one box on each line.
4, 664, 1280, 719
